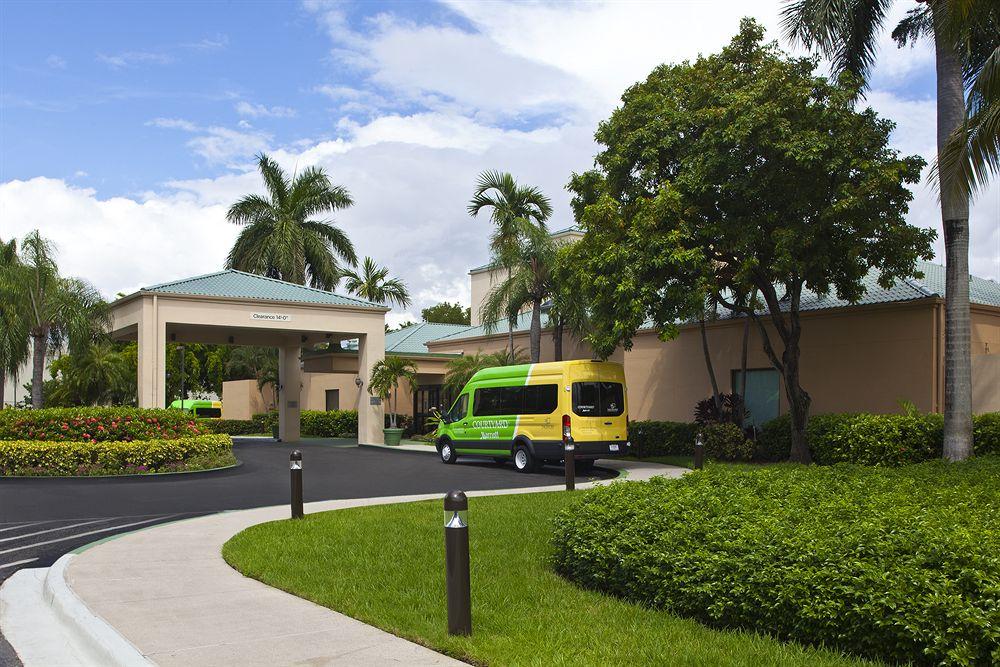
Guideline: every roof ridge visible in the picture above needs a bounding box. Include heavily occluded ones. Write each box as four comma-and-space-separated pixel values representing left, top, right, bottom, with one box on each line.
388, 322, 427, 348
143, 269, 231, 292
226, 269, 382, 308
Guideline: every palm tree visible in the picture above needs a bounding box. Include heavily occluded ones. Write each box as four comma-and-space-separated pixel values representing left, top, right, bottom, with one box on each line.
340, 257, 411, 308
548, 243, 592, 362
0, 237, 30, 408
225, 346, 279, 410
468, 170, 553, 357
443, 348, 528, 397
479, 221, 557, 363
781, 0, 996, 460
369, 355, 418, 429
227, 153, 357, 290
7, 231, 110, 408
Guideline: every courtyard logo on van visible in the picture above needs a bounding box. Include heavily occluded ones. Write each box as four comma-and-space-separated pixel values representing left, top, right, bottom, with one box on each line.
251, 312, 291, 322
472, 419, 510, 430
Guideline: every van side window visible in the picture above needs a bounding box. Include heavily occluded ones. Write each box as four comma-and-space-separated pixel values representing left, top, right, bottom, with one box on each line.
474, 384, 559, 416
573, 382, 624, 417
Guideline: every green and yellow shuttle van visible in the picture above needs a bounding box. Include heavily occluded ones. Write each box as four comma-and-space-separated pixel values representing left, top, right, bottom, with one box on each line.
434, 360, 629, 472
169, 399, 222, 419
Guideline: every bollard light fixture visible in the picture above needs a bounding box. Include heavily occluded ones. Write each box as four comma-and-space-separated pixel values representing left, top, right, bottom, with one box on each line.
694, 432, 705, 470
562, 414, 576, 491
290, 450, 304, 519
443, 490, 472, 636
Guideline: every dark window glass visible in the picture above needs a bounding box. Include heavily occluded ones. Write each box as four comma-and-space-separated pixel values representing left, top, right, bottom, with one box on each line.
194, 407, 221, 418
573, 383, 599, 416
499, 386, 523, 414
473, 388, 502, 416
573, 382, 624, 417
524, 385, 558, 414
449, 394, 468, 421
599, 382, 624, 416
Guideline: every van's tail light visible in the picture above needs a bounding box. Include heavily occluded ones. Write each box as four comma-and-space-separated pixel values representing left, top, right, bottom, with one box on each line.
562, 414, 572, 442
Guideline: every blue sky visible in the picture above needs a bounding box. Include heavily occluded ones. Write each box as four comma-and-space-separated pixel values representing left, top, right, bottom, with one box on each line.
1, 0, 997, 325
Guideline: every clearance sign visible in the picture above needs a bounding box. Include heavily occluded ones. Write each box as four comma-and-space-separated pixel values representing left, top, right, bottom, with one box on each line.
250, 312, 291, 322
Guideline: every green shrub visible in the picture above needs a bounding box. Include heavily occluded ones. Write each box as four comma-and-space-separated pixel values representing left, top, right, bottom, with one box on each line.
628, 420, 697, 458
197, 419, 259, 435
757, 412, 999, 464
551, 458, 1000, 665
0, 434, 234, 476
303, 410, 359, 437
0, 407, 202, 442
699, 422, 753, 461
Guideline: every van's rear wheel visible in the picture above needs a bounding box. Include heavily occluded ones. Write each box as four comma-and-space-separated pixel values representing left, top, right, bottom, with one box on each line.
439, 440, 457, 464
513, 444, 539, 473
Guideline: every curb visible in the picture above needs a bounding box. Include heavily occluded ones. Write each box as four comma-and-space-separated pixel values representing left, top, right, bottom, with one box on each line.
41, 554, 152, 666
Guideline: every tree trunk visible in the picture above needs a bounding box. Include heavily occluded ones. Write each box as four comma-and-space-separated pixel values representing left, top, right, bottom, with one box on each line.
934, 21, 973, 461
30, 330, 46, 409
738, 313, 750, 425
507, 267, 515, 359
781, 314, 812, 464
0, 371, 5, 408
553, 316, 564, 362
529, 299, 542, 363
699, 318, 722, 414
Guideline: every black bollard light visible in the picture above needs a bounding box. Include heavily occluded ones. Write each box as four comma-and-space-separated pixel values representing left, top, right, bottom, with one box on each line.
693, 432, 704, 470
290, 450, 304, 519
563, 414, 575, 491
443, 490, 471, 636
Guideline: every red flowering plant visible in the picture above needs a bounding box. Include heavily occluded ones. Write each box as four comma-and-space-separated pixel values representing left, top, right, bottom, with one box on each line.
0, 408, 201, 442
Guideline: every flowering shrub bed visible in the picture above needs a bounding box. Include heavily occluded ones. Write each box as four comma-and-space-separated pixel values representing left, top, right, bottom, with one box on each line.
552, 458, 1000, 665
0, 408, 202, 442
0, 434, 234, 476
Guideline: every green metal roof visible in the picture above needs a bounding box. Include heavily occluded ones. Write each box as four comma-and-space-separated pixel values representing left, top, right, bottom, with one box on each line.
385, 322, 470, 355
138, 269, 386, 309
429, 261, 1000, 344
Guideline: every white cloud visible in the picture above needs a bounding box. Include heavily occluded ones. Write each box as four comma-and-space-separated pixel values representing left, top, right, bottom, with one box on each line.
97, 51, 174, 69
235, 101, 297, 118
146, 117, 271, 166
45, 54, 66, 69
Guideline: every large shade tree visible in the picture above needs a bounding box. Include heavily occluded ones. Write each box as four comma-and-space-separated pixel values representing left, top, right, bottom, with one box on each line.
6, 231, 111, 408
468, 170, 552, 358
340, 256, 411, 309
781, 0, 999, 461
0, 237, 30, 408
227, 153, 357, 290
567, 20, 935, 463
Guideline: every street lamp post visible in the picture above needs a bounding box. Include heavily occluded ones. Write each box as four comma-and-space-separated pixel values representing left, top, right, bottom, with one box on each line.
178, 345, 186, 409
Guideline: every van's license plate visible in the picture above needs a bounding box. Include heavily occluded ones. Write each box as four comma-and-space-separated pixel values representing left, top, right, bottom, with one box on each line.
609, 444, 620, 452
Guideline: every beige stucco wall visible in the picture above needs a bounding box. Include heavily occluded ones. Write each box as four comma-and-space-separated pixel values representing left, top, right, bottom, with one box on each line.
469, 270, 498, 327
971, 307, 1000, 413
221, 379, 274, 420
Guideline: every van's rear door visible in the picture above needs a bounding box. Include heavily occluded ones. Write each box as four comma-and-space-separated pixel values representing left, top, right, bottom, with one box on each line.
570, 363, 627, 448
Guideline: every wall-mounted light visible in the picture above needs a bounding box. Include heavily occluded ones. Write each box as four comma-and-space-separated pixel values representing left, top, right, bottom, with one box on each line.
170, 333, 177, 342
301, 335, 308, 343
354, 376, 363, 389
228, 336, 235, 344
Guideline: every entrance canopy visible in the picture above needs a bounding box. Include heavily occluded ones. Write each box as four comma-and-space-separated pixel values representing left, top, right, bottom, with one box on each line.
109, 270, 388, 444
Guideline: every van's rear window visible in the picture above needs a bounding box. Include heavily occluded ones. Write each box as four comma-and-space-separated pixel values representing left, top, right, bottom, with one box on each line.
572, 382, 624, 417
195, 407, 222, 418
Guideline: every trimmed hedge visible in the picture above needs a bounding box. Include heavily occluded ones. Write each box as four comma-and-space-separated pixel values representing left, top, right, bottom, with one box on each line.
252, 410, 415, 438
552, 458, 1000, 665
627, 420, 697, 458
198, 419, 260, 435
699, 422, 753, 461
0, 434, 234, 476
0, 407, 202, 442
757, 412, 1000, 464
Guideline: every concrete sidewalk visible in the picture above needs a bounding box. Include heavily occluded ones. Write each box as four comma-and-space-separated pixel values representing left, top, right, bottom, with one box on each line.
45, 460, 684, 665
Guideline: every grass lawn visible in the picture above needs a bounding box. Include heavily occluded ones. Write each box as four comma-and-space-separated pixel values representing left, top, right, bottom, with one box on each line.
223, 491, 870, 666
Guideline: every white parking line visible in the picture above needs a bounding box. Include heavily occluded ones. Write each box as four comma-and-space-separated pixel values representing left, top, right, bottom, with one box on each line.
0, 558, 38, 570
0, 518, 111, 544
0, 520, 63, 533
0, 515, 181, 557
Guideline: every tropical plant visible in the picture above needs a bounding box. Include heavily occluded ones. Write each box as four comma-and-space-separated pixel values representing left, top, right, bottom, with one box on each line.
368, 356, 418, 429
548, 243, 592, 362
226, 153, 357, 290
566, 21, 934, 463
780, 0, 998, 462
693, 393, 749, 427
442, 348, 528, 397
47, 342, 136, 406
479, 221, 558, 363
340, 256, 410, 308
0, 237, 30, 408
468, 170, 553, 358
5, 231, 111, 409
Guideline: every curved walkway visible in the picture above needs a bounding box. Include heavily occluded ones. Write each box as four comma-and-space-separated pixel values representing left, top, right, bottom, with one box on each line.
20, 460, 684, 666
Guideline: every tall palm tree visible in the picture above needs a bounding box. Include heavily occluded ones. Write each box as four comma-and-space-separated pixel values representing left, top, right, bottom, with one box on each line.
340, 257, 411, 309
479, 221, 557, 363
781, 0, 996, 461
0, 237, 30, 408
227, 153, 357, 290
468, 170, 553, 358
8, 231, 110, 408
443, 348, 528, 397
